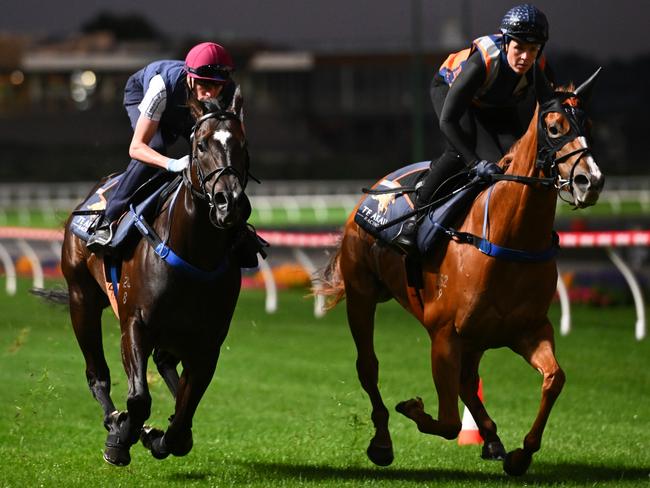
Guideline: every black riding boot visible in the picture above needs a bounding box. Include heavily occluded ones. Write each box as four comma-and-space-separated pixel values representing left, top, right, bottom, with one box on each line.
86, 215, 115, 253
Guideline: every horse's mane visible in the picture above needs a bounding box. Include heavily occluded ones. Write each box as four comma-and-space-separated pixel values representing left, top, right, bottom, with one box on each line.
187, 94, 205, 121
500, 83, 576, 170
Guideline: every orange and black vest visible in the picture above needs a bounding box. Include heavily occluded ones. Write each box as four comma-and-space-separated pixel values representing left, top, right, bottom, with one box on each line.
438, 34, 547, 108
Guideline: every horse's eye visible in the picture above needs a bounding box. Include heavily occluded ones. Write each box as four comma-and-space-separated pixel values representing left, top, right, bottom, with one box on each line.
548, 124, 561, 138
197, 140, 207, 152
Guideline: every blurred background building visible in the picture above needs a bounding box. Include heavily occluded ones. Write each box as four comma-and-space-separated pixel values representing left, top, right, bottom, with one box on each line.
0, 6, 648, 182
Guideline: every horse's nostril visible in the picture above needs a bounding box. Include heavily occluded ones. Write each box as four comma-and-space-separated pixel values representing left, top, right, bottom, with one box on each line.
214, 192, 229, 206
573, 173, 590, 190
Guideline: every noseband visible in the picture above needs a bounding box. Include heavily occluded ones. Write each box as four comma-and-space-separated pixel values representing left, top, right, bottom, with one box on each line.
535, 95, 593, 195
185, 110, 250, 226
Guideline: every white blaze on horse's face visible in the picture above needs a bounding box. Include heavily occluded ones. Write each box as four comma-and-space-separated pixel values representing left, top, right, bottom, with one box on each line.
198, 123, 247, 229
213, 130, 231, 148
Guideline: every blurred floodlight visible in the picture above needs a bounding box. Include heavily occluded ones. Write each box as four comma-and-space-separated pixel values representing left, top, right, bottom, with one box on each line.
80, 70, 97, 88
70, 70, 96, 109
9, 70, 25, 85
71, 87, 87, 102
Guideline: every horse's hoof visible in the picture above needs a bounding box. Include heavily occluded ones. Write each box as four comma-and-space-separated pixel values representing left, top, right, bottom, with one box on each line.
103, 434, 131, 466
481, 440, 507, 461
503, 448, 532, 476
367, 442, 394, 466
395, 397, 424, 418
169, 433, 193, 457
140, 426, 169, 460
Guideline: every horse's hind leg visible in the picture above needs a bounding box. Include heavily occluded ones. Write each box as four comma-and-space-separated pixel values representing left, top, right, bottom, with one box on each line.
346, 287, 394, 466
459, 350, 506, 460
68, 281, 118, 429
504, 321, 565, 476
142, 353, 219, 460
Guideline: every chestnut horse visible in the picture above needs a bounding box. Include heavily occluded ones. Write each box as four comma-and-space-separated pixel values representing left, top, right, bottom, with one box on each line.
318, 69, 604, 476
61, 89, 251, 466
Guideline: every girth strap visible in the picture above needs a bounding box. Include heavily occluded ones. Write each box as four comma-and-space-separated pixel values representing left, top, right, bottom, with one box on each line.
451, 230, 559, 262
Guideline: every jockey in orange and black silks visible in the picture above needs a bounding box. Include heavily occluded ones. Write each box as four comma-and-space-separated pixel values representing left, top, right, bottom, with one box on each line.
437, 33, 550, 109
393, 4, 556, 255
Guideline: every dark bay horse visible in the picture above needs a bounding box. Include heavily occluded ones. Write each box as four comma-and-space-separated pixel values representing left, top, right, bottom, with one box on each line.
318, 70, 604, 476
61, 89, 251, 466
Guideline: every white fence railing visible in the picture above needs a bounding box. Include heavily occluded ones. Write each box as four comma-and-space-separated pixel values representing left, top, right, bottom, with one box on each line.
1, 178, 649, 226
0, 227, 647, 341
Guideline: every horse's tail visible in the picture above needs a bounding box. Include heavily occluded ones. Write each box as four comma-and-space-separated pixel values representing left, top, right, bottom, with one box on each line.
314, 238, 346, 310
29, 287, 69, 306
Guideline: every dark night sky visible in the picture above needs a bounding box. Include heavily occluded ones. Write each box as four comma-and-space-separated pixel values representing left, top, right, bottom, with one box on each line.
2, 0, 649, 62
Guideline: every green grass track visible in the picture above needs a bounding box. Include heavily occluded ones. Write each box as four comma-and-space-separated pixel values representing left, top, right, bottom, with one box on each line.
0, 280, 648, 487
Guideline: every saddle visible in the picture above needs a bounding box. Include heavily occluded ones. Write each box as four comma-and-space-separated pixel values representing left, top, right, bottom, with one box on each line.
70, 171, 180, 252
354, 161, 491, 256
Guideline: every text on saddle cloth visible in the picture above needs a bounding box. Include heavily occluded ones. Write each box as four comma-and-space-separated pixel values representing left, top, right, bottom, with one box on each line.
69, 174, 124, 240
354, 161, 486, 255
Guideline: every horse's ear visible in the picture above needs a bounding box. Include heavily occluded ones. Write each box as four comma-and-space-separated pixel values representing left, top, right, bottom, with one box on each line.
228, 85, 244, 123
574, 67, 603, 106
533, 62, 554, 104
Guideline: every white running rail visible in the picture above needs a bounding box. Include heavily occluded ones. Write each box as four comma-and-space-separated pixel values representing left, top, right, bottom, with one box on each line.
0, 228, 647, 340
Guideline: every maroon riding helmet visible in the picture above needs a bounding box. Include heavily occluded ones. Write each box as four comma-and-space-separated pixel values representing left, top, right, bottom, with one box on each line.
184, 42, 234, 83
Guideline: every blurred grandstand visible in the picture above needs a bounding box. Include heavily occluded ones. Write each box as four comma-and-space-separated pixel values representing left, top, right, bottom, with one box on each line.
0, 16, 648, 183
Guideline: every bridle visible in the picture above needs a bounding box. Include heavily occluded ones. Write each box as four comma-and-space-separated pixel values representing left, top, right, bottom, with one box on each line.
533, 94, 593, 199
184, 110, 250, 227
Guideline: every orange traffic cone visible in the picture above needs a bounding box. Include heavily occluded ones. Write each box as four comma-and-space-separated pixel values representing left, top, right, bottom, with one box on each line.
457, 379, 484, 445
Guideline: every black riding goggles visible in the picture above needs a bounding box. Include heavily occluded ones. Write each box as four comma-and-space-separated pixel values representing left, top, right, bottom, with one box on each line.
186, 64, 233, 80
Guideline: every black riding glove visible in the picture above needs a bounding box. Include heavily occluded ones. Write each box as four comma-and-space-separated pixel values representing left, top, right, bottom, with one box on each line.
472, 160, 503, 182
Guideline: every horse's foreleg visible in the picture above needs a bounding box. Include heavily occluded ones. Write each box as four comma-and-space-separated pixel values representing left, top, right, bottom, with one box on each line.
504, 322, 565, 476
104, 315, 154, 466
346, 287, 394, 467
68, 282, 116, 427
396, 324, 462, 440
122, 316, 154, 443
459, 350, 506, 460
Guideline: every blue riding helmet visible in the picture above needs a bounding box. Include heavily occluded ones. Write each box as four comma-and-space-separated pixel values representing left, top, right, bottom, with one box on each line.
500, 4, 549, 45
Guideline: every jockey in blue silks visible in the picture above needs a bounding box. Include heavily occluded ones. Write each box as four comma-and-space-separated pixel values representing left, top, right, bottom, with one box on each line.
87, 42, 239, 251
